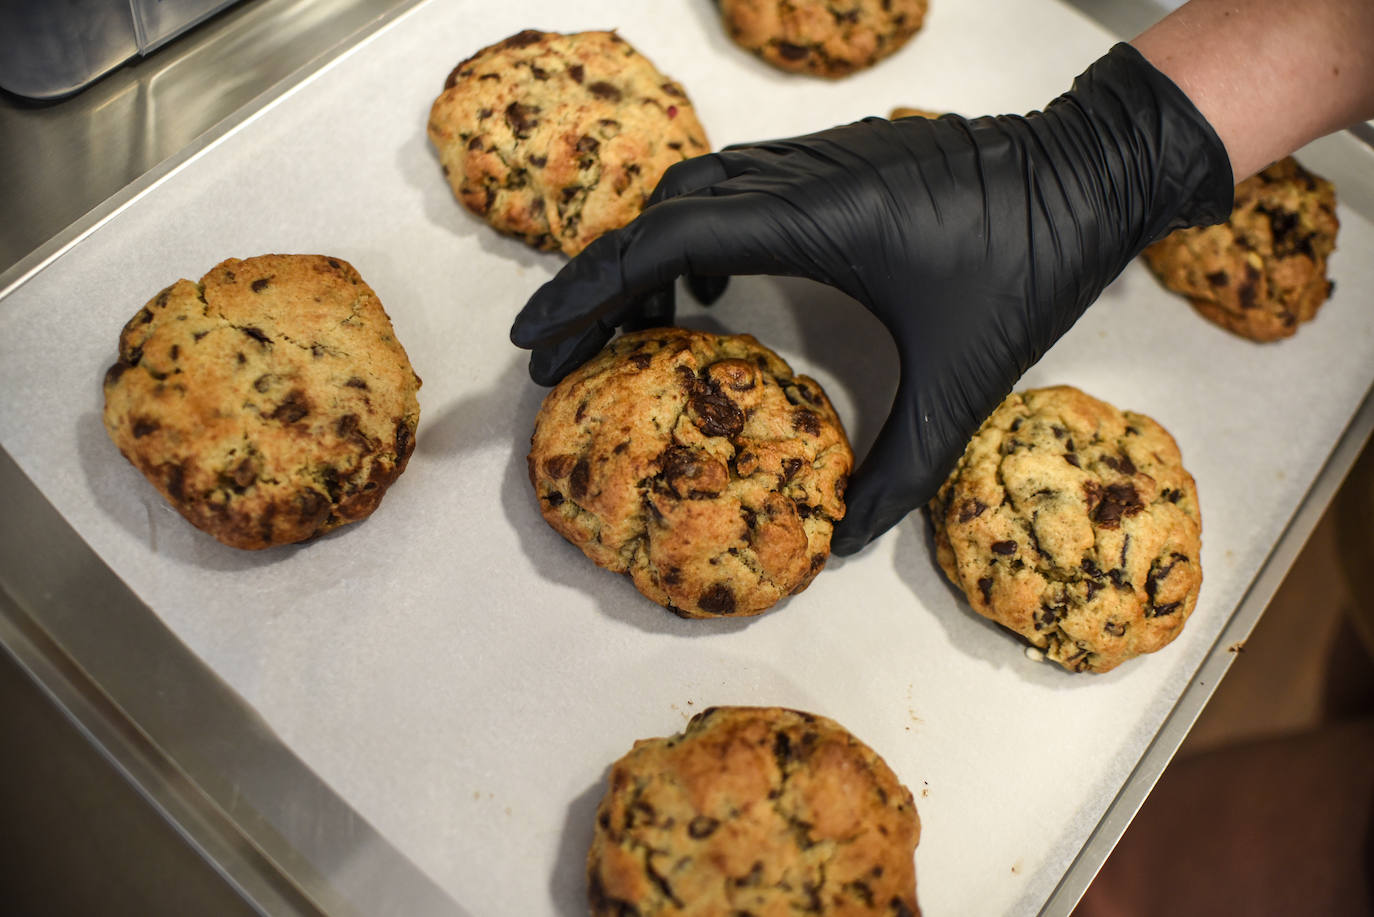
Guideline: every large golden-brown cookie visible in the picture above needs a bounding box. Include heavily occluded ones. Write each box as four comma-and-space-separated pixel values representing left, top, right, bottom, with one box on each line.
928, 386, 1202, 673
1142, 157, 1339, 342
102, 255, 421, 549
720, 0, 928, 78
589, 706, 921, 916
427, 29, 711, 256
528, 328, 853, 618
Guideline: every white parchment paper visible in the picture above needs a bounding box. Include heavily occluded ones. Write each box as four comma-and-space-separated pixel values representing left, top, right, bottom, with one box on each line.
2, 1, 1373, 914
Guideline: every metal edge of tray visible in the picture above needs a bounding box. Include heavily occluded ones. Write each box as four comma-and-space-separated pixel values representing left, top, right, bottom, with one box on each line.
0, 0, 1369, 914
0, 0, 418, 303
0, 1, 461, 914
1042, 0, 1374, 908
0, 448, 461, 917
1037, 381, 1374, 916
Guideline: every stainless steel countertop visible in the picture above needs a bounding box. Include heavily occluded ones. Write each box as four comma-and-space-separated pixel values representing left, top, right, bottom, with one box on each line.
0, 0, 411, 277
2, 0, 1370, 914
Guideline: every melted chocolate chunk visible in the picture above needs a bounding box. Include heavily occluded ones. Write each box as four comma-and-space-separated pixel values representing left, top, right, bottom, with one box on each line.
498, 29, 545, 51
1237, 263, 1261, 310
567, 64, 584, 83
543, 454, 577, 479
131, 418, 159, 439
773, 731, 795, 767
240, 326, 272, 345
687, 815, 719, 839
776, 41, 810, 60
1102, 453, 1137, 476
504, 101, 539, 136
271, 391, 310, 424
792, 409, 821, 436
223, 457, 256, 493
1089, 482, 1144, 528
1034, 604, 1065, 630
692, 391, 745, 438
251, 278, 270, 293
569, 457, 591, 499
977, 577, 994, 603
697, 583, 736, 615
958, 499, 987, 523
165, 462, 186, 501
587, 81, 621, 101
104, 361, 132, 386
991, 540, 1017, 555
660, 446, 724, 498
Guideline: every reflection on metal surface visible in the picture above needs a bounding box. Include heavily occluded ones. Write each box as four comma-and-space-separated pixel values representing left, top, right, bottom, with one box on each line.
0, 0, 408, 276
1, 0, 1372, 915
0, 447, 463, 916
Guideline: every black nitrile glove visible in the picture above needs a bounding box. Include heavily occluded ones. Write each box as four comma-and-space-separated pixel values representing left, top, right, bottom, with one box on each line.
510, 43, 1233, 555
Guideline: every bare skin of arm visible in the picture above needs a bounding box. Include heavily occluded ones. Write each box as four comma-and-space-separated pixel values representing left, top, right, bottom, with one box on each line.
1132, 0, 1374, 181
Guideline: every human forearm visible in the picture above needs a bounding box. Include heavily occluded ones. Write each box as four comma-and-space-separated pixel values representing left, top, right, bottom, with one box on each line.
1132, 0, 1374, 180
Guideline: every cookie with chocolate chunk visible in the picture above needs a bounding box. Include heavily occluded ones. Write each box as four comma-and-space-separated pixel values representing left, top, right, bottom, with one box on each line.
528, 328, 852, 618
1143, 157, 1339, 341
720, 0, 927, 78
102, 255, 421, 549
589, 706, 921, 916
427, 29, 710, 256
928, 386, 1202, 673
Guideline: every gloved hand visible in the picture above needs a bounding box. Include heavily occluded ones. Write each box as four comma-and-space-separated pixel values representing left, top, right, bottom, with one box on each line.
510, 43, 1233, 555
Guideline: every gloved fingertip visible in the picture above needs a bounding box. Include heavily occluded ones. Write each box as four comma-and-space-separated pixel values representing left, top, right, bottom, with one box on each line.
687, 273, 729, 306
623, 286, 676, 332
829, 523, 872, 557
528, 322, 614, 385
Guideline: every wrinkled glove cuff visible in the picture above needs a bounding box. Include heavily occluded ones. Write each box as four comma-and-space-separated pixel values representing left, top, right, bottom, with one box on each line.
1060, 42, 1235, 247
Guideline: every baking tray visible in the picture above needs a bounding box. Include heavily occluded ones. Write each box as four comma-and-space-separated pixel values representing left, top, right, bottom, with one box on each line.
3, 1, 1374, 914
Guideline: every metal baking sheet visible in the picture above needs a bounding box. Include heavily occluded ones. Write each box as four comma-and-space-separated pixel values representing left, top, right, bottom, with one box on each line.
3, 1, 1373, 914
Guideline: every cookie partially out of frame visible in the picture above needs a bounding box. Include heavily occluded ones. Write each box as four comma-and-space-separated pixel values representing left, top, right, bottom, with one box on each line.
102, 255, 421, 550
720, 0, 928, 78
589, 706, 921, 916
1142, 156, 1339, 342
888, 107, 943, 120
528, 328, 853, 618
928, 386, 1202, 673
427, 29, 711, 256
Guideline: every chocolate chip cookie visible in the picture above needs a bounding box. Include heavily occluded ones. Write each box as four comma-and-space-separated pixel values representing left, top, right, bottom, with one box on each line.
427, 30, 711, 256
589, 706, 921, 916
528, 328, 852, 618
720, 0, 928, 78
928, 386, 1202, 673
1142, 156, 1339, 342
102, 255, 421, 550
